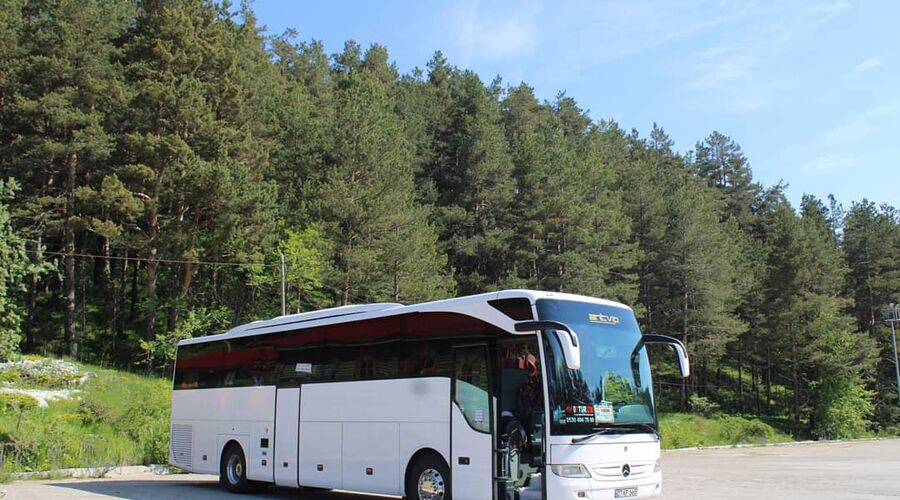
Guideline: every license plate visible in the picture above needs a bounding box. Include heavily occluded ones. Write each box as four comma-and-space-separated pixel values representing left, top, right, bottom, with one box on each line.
615, 487, 638, 498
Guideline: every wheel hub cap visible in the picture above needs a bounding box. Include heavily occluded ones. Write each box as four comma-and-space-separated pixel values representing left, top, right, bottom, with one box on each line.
417, 468, 445, 500
227, 454, 242, 484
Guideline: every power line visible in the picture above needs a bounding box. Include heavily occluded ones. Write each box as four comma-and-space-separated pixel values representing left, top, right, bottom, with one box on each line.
28, 241, 372, 304
25, 240, 281, 268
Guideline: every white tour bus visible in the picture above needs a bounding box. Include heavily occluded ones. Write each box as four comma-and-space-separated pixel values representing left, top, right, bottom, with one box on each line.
169, 290, 689, 499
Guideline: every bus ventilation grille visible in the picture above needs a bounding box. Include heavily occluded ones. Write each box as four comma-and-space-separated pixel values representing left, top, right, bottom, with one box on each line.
171, 424, 193, 467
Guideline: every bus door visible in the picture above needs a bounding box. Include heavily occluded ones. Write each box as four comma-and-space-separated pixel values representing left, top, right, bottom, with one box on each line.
273, 386, 301, 487
451, 344, 495, 499
498, 338, 546, 500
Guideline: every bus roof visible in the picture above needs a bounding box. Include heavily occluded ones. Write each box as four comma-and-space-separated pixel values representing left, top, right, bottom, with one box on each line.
178, 289, 632, 346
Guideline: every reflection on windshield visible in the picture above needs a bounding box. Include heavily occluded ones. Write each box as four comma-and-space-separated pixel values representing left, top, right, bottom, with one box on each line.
537, 299, 656, 436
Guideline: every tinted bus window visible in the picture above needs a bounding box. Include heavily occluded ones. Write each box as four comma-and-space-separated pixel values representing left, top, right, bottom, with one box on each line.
174, 311, 503, 390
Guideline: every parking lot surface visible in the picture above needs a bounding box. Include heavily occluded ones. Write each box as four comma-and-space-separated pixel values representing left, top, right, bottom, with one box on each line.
1, 438, 898, 499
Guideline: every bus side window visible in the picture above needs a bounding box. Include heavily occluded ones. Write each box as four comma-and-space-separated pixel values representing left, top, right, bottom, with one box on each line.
402, 341, 441, 376
354, 353, 376, 379
453, 346, 491, 433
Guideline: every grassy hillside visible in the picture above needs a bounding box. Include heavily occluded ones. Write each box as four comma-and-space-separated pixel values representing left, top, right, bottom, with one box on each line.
659, 412, 793, 449
0, 357, 169, 480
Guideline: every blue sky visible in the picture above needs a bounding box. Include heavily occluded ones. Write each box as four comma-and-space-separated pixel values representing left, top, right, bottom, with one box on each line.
251, 0, 899, 208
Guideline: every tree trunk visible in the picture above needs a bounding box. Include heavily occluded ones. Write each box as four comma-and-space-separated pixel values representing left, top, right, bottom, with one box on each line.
145, 173, 163, 342
737, 345, 744, 414
342, 224, 353, 305
681, 288, 690, 411
115, 250, 128, 342
765, 344, 772, 415
23, 238, 41, 352
791, 336, 801, 434
212, 266, 220, 301
64, 151, 77, 358
393, 265, 400, 302
169, 208, 202, 330
145, 242, 159, 341
101, 236, 113, 338
167, 304, 178, 332
129, 256, 139, 319
753, 363, 761, 416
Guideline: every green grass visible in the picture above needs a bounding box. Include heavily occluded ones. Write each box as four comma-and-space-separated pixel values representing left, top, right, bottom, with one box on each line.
659, 412, 794, 449
0, 360, 170, 481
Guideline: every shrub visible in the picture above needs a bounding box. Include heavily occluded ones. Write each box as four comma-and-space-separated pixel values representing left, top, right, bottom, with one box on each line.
137, 421, 169, 464
0, 370, 21, 385
719, 415, 778, 444
140, 306, 230, 374
116, 389, 169, 464
688, 394, 720, 414
77, 398, 112, 425
0, 392, 39, 411
0, 358, 91, 388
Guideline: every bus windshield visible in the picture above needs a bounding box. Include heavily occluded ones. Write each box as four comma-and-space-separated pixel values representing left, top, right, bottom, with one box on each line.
537, 299, 656, 436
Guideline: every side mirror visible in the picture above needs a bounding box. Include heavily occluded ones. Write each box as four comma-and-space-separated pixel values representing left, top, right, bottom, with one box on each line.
553, 329, 581, 371
515, 320, 581, 370
643, 334, 690, 378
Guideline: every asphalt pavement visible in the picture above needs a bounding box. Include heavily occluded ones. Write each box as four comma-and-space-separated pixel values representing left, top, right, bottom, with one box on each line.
1, 438, 898, 499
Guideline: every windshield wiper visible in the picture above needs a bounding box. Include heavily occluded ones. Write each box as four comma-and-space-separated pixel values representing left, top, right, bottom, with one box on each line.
571, 428, 615, 444
571, 423, 659, 444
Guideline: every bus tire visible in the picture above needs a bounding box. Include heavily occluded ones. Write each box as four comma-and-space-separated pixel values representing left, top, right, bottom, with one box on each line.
220, 443, 258, 493
405, 453, 451, 500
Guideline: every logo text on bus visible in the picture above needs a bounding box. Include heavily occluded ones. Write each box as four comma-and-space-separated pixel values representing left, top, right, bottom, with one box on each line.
588, 313, 620, 325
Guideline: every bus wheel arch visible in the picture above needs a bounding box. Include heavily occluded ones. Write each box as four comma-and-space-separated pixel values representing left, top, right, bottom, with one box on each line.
219, 440, 261, 493
404, 449, 451, 500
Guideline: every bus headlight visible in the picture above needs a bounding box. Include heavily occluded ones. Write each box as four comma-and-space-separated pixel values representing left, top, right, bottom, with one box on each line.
654, 459, 661, 472
551, 464, 591, 478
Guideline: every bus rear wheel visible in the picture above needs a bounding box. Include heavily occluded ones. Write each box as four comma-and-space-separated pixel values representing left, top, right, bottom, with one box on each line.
406, 454, 450, 500
220, 443, 258, 493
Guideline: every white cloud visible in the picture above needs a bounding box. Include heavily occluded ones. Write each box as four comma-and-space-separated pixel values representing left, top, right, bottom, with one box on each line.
684, 46, 754, 90
853, 58, 883, 74
825, 102, 900, 143
449, 0, 541, 64
677, 0, 854, 110
441, 0, 755, 79
568, 1, 754, 64
802, 0, 851, 20
799, 154, 854, 174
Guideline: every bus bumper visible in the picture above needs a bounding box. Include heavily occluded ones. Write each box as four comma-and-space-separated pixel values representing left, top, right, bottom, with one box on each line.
545, 470, 662, 499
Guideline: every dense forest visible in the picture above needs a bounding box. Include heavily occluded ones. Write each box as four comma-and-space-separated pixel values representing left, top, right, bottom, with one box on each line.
0, 0, 897, 439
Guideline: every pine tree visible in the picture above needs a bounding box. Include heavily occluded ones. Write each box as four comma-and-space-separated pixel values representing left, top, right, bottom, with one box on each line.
693, 131, 759, 230
842, 200, 900, 425
121, 0, 277, 342
322, 68, 452, 304
546, 99, 636, 302
2, 0, 131, 357
427, 69, 515, 293
501, 83, 550, 288
268, 32, 333, 227
661, 171, 746, 405
0, 0, 23, 113
0, 179, 34, 360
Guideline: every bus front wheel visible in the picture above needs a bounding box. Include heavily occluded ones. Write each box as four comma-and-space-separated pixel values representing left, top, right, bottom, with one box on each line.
220, 443, 258, 493
406, 454, 451, 500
